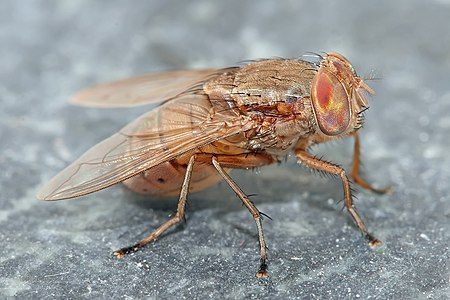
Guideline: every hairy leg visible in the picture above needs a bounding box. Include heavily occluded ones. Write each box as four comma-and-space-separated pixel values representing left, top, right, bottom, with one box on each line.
295, 149, 382, 248
212, 157, 270, 278
114, 155, 196, 258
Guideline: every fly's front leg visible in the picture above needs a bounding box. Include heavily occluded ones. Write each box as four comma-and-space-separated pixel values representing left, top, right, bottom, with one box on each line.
351, 132, 392, 194
295, 149, 382, 248
211, 157, 269, 278
114, 155, 196, 258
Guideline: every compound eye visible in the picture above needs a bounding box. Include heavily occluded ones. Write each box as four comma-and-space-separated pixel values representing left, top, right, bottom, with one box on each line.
311, 70, 351, 136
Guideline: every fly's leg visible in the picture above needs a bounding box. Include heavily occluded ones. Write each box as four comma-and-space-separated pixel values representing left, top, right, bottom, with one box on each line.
114, 155, 196, 258
295, 149, 382, 248
212, 157, 269, 278
351, 132, 393, 194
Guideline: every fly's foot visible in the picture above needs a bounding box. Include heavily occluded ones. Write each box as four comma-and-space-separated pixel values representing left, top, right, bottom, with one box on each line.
372, 185, 395, 195
256, 260, 269, 278
365, 233, 383, 249
113, 244, 141, 258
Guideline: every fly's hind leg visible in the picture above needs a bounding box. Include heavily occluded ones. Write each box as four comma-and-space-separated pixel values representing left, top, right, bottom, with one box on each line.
211, 157, 269, 278
114, 155, 196, 258
351, 132, 393, 194
295, 149, 382, 248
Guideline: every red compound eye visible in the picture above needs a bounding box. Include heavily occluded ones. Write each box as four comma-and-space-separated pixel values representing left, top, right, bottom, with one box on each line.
311, 70, 351, 136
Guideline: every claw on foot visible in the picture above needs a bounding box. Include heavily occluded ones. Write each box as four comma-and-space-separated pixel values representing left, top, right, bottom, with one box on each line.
113, 245, 140, 258
256, 261, 269, 278
256, 269, 269, 278
369, 238, 383, 249
113, 251, 125, 259
366, 233, 383, 249
373, 185, 394, 195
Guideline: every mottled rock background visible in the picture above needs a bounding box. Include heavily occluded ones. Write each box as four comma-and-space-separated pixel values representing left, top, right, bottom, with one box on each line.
0, 0, 449, 298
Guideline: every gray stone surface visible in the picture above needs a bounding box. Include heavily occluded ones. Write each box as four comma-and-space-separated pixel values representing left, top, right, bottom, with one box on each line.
0, 0, 449, 298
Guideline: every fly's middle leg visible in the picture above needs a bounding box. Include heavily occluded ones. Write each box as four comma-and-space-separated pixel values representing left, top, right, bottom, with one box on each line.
211, 156, 270, 278
295, 149, 382, 248
113, 155, 196, 258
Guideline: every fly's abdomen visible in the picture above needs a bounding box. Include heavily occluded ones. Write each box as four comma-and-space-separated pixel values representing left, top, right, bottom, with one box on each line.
123, 155, 223, 197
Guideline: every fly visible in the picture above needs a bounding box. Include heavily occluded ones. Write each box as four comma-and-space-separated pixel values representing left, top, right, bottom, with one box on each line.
37, 52, 391, 278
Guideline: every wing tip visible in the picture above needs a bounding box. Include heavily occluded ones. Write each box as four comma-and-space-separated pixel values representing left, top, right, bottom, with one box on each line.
68, 91, 102, 108
68, 87, 112, 108
36, 187, 56, 201
36, 182, 65, 201
36, 194, 51, 201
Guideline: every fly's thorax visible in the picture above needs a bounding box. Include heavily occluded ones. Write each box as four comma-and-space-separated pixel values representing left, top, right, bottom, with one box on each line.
232, 59, 316, 107
205, 59, 317, 107
204, 59, 320, 155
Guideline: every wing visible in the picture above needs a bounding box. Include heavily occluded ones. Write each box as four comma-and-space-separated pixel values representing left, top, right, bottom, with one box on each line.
69, 68, 223, 108
37, 93, 246, 201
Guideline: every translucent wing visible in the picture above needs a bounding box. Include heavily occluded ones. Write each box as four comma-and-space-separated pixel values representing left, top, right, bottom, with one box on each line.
37, 93, 246, 200
69, 68, 222, 107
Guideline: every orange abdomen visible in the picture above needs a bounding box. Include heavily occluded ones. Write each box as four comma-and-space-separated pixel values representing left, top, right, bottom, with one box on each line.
123, 157, 223, 197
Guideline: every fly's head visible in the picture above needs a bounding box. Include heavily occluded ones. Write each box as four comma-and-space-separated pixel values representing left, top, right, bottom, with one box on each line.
310, 52, 374, 138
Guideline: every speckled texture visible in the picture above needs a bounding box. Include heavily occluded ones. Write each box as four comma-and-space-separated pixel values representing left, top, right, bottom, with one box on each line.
1, 0, 449, 298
